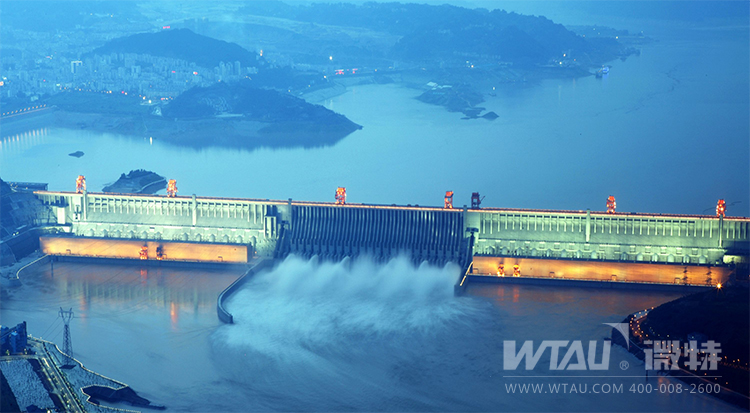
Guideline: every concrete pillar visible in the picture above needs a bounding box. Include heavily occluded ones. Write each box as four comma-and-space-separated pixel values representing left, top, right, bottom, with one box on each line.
288, 198, 293, 230
585, 209, 591, 243
718, 216, 724, 248
192, 194, 197, 226
462, 205, 468, 235
82, 190, 88, 221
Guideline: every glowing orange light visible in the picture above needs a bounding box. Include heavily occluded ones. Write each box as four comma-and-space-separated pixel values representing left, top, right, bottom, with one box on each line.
606, 195, 616, 214
335, 187, 347, 205
139, 246, 148, 260
166, 179, 178, 197
513, 264, 521, 277
717, 283, 722, 289
716, 199, 726, 217
156, 246, 165, 260
75, 175, 86, 193
444, 191, 454, 209
497, 264, 505, 277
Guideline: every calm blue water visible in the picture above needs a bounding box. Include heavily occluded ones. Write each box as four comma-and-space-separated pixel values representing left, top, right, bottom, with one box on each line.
1, 24, 747, 216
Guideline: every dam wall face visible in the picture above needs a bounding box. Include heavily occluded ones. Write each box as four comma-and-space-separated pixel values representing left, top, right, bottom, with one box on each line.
35, 191, 287, 258
467, 209, 749, 266
40, 235, 249, 263
31, 191, 748, 273
471, 256, 732, 285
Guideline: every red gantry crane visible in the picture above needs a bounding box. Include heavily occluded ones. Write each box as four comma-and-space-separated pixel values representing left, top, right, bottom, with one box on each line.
606, 196, 616, 214
75, 175, 86, 193
335, 187, 346, 205
471, 192, 484, 209
716, 199, 726, 217
444, 191, 454, 209
166, 179, 178, 197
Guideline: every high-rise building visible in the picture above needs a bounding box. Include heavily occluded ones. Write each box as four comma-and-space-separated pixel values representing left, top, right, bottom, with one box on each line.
70, 60, 83, 74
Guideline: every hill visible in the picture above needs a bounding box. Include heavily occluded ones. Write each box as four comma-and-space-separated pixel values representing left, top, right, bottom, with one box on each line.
162, 80, 357, 129
91, 28, 260, 68
239, 1, 630, 66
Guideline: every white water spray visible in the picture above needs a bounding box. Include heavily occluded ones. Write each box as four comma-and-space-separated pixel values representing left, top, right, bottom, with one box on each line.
211, 255, 495, 411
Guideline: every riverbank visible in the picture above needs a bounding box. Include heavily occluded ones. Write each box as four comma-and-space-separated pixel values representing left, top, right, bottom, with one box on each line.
39, 338, 165, 411
1, 107, 361, 151
613, 286, 750, 410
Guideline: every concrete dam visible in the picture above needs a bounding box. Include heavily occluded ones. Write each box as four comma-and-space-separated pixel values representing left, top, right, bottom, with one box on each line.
23, 190, 750, 288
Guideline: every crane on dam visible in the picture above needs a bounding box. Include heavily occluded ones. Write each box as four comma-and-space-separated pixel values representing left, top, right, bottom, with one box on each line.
471, 192, 484, 209
75, 175, 86, 193
444, 191, 454, 209
335, 187, 347, 205
166, 179, 178, 197
717, 199, 726, 217
607, 196, 616, 214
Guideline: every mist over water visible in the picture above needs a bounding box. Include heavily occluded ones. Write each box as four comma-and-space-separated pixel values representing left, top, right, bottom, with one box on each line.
212, 255, 502, 411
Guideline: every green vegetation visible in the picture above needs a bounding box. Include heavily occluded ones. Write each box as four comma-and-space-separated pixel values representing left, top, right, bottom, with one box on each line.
162, 80, 360, 130
91, 28, 260, 69
102, 170, 166, 194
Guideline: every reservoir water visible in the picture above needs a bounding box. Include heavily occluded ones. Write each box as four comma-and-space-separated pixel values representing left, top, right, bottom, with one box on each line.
1, 25, 747, 216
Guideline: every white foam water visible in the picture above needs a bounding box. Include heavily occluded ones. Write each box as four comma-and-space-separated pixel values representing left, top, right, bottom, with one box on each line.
211, 255, 497, 411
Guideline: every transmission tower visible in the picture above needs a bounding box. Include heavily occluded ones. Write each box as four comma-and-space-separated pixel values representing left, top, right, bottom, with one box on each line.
59, 307, 74, 367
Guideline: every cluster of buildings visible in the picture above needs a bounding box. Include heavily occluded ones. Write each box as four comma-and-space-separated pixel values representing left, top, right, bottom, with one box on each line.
1, 321, 29, 355
1, 25, 259, 104
65, 52, 259, 100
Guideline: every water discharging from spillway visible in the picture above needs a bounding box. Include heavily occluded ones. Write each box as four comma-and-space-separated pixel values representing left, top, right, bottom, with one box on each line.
209, 257, 732, 412
211, 255, 502, 412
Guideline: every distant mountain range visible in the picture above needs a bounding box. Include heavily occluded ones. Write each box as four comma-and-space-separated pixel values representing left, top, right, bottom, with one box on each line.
91, 28, 260, 68
238, 1, 627, 66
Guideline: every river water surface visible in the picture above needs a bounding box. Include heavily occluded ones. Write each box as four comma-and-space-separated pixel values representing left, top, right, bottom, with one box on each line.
0, 258, 741, 412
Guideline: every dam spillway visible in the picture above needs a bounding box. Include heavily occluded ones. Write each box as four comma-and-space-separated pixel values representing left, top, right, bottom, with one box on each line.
24, 190, 750, 286
280, 204, 467, 264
